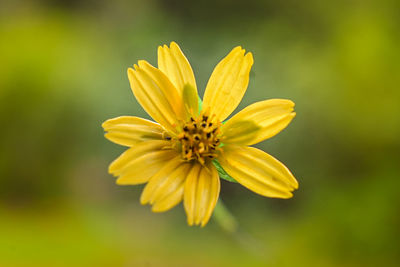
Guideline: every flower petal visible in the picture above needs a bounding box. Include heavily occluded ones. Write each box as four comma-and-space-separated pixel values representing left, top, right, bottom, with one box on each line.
184, 162, 220, 227
183, 164, 201, 226
158, 42, 199, 117
219, 145, 298, 199
140, 156, 191, 211
221, 99, 296, 145
128, 60, 184, 134
102, 116, 164, 147
108, 140, 172, 176
158, 42, 197, 94
116, 149, 178, 185
202, 46, 253, 121
151, 186, 184, 213
182, 84, 199, 117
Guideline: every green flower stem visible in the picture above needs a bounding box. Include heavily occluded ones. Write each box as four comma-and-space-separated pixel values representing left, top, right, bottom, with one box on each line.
214, 201, 266, 256
213, 200, 238, 233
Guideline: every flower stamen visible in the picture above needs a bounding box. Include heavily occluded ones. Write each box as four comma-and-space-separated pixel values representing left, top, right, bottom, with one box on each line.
177, 115, 221, 164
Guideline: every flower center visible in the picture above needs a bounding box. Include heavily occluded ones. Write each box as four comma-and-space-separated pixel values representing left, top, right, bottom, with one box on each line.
177, 115, 221, 164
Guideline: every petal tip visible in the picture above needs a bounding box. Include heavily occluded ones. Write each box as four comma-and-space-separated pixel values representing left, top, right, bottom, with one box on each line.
170, 41, 178, 47
101, 120, 108, 129
200, 219, 209, 228
140, 195, 149, 205
127, 67, 135, 76
137, 60, 148, 68
151, 205, 163, 213
228, 46, 243, 56
292, 178, 299, 189
245, 51, 254, 65
108, 163, 118, 175
272, 191, 293, 199
285, 192, 294, 199
103, 132, 110, 141
115, 177, 126, 185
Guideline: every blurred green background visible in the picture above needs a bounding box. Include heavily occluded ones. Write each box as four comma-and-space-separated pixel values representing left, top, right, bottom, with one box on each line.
1, 0, 399, 266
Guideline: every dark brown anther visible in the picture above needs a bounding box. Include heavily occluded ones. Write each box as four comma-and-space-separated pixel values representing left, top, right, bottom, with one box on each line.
180, 115, 220, 163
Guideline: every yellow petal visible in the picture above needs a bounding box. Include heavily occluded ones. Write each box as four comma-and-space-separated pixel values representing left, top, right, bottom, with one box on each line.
151, 185, 184, 213
116, 149, 178, 185
184, 162, 220, 227
221, 99, 296, 145
182, 84, 199, 117
158, 42, 199, 117
140, 156, 190, 210
183, 164, 201, 226
219, 145, 298, 199
157, 42, 197, 93
149, 162, 190, 205
102, 116, 164, 147
108, 140, 172, 176
220, 120, 261, 145
127, 60, 184, 134
202, 46, 253, 121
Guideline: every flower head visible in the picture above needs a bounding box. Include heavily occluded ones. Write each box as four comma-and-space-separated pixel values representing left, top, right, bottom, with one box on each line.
103, 42, 298, 227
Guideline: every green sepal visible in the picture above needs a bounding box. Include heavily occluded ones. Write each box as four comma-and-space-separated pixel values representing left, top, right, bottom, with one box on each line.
212, 159, 237, 183
197, 96, 203, 116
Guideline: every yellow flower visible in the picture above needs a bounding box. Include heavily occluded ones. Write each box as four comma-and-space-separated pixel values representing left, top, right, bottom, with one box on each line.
102, 42, 298, 227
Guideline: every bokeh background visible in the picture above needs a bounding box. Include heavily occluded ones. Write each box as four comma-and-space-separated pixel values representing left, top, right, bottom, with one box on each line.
1, 0, 399, 266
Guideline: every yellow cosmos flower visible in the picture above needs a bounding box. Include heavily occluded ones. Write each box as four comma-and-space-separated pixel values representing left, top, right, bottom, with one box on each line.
102, 42, 298, 227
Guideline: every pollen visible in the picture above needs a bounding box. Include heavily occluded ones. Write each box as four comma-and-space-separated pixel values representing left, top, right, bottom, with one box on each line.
176, 114, 221, 165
